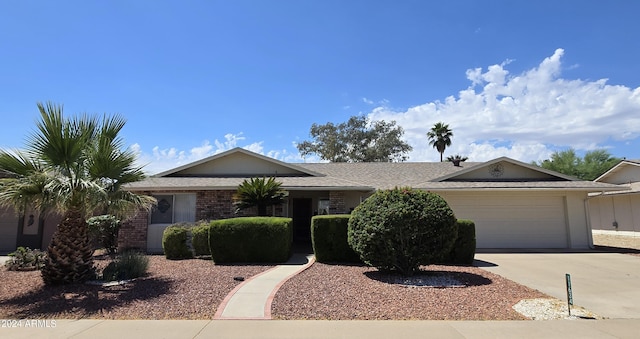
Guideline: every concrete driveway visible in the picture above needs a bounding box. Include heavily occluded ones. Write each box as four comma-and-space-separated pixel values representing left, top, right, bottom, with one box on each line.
475, 252, 640, 319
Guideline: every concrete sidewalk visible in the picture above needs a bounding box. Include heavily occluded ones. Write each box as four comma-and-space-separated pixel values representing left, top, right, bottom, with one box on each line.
214, 253, 315, 319
2, 319, 639, 339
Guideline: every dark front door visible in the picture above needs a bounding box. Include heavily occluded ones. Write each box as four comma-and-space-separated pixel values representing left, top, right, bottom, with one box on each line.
292, 198, 313, 242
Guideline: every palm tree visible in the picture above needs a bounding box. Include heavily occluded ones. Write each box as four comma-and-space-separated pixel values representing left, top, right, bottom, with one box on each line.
427, 122, 453, 162
0, 102, 154, 285
233, 177, 287, 216
446, 154, 468, 166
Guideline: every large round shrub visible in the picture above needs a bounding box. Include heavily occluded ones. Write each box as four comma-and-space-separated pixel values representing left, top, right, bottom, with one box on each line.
348, 187, 457, 276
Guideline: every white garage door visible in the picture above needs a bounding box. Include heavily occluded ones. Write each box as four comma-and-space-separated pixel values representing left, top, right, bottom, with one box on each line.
0, 207, 19, 253
444, 194, 568, 249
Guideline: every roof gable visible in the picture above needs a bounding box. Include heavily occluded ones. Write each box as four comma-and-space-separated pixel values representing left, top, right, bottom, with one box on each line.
433, 157, 575, 182
154, 148, 322, 178
594, 160, 640, 184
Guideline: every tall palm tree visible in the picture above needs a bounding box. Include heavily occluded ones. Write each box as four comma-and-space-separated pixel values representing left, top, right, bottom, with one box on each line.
0, 102, 154, 285
427, 122, 453, 162
233, 177, 287, 216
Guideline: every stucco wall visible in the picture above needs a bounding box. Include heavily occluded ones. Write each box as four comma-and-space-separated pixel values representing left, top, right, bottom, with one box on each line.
589, 194, 640, 232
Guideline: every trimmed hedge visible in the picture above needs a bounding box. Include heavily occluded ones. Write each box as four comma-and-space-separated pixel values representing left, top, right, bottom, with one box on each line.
208, 217, 292, 263
311, 215, 361, 263
162, 224, 193, 260
447, 219, 476, 265
191, 223, 211, 256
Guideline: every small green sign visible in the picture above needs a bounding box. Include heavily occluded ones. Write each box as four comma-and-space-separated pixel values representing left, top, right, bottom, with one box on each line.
566, 273, 573, 316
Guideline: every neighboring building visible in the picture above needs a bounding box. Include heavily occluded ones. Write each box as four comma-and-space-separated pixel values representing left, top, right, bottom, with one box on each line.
589, 159, 640, 233
0, 147, 624, 254
0, 170, 61, 253
120, 148, 622, 253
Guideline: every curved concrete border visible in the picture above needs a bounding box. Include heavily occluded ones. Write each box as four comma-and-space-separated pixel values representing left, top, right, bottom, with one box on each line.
264, 255, 316, 319
214, 254, 315, 320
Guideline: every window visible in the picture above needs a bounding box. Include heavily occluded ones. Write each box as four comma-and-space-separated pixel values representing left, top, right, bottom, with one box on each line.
318, 199, 330, 215
150, 194, 196, 224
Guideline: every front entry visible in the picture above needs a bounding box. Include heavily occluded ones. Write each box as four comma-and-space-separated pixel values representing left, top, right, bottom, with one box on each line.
292, 198, 313, 243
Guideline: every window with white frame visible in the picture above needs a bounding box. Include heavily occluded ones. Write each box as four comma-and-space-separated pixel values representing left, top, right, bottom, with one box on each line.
150, 194, 196, 224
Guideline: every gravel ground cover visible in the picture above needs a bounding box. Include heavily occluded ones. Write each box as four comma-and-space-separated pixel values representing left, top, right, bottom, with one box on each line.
593, 233, 640, 255
271, 263, 548, 320
1, 232, 636, 320
0, 255, 274, 319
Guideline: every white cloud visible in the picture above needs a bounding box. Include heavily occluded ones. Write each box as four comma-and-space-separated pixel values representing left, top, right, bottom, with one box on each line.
369, 48, 640, 162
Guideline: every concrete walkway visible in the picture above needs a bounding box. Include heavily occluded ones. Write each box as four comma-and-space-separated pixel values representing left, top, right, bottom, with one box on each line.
475, 252, 640, 319
214, 253, 315, 319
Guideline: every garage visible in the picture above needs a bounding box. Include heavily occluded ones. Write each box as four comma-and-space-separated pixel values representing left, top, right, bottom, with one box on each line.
0, 206, 19, 253
442, 193, 569, 249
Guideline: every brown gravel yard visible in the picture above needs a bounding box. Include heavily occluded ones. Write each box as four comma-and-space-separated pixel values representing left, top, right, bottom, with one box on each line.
0, 255, 274, 320
271, 263, 547, 320
1, 233, 637, 320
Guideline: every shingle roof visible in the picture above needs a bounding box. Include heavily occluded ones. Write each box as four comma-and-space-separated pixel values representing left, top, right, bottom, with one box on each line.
126, 160, 624, 192
296, 162, 480, 190
125, 175, 373, 191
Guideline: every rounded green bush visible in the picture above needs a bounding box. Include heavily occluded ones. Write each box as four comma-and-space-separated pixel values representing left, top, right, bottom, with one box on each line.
348, 187, 457, 276
162, 225, 193, 260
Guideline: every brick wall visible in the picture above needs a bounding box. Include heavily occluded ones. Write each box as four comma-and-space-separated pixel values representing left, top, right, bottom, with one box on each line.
196, 190, 285, 220
118, 209, 149, 251
196, 190, 236, 220
329, 191, 347, 214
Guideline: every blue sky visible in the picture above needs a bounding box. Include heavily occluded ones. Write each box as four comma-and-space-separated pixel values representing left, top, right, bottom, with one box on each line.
1, 1, 639, 174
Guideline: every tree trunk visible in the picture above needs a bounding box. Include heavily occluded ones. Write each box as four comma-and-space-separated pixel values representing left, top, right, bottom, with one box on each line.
41, 208, 95, 285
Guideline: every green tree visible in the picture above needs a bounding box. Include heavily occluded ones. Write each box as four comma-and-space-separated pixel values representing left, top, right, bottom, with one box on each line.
534, 148, 620, 180
581, 150, 621, 181
233, 177, 287, 216
427, 122, 453, 162
297, 115, 413, 162
0, 102, 155, 285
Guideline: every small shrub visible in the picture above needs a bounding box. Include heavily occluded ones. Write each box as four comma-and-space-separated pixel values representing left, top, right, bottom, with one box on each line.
447, 219, 476, 265
208, 217, 292, 263
162, 224, 193, 260
87, 215, 121, 254
311, 215, 360, 263
348, 187, 458, 276
4, 247, 47, 271
191, 222, 211, 256
101, 250, 149, 281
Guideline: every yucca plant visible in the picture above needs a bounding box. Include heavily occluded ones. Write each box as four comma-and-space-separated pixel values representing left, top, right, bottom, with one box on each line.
233, 177, 287, 216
